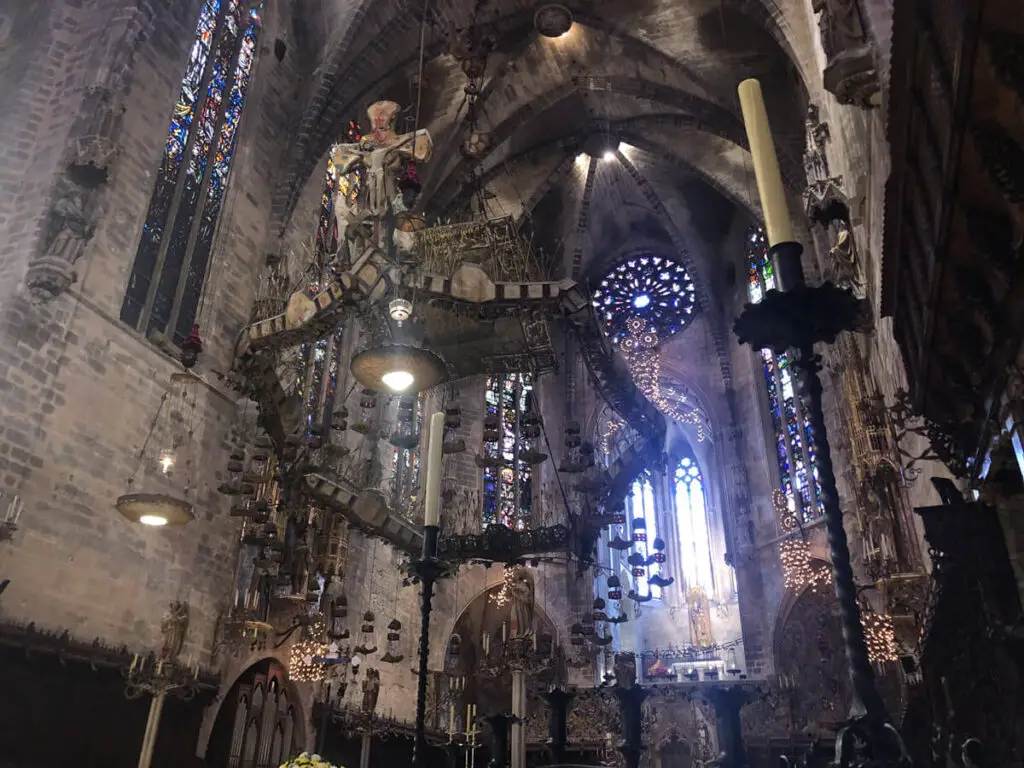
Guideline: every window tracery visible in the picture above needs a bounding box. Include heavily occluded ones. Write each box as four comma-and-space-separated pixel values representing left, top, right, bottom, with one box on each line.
627, 472, 661, 599
121, 0, 262, 345
594, 255, 697, 344
483, 373, 534, 528
747, 226, 822, 520
674, 453, 713, 594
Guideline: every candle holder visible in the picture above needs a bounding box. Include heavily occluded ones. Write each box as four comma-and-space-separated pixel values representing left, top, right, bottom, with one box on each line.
1, 493, 22, 543
412, 524, 455, 768
124, 653, 202, 700
734, 241, 909, 766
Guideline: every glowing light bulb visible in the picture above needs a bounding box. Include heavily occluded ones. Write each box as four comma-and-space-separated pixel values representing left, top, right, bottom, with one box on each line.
140, 514, 169, 527
381, 370, 415, 392
158, 450, 175, 475
603, 150, 616, 162
632, 294, 651, 309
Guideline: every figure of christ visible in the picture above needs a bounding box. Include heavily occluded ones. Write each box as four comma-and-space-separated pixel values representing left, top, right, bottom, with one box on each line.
330, 100, 432, 248
282, 100, 432, 331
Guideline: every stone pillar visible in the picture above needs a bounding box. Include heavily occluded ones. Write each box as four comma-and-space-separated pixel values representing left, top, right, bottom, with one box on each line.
485, 713, 512, 768
359, 732, 371, 768
511, 670, 526, 768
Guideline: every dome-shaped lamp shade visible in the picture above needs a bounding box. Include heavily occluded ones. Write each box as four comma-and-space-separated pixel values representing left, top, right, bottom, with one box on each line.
351, 344, 447, 394
116, 493, 194, 527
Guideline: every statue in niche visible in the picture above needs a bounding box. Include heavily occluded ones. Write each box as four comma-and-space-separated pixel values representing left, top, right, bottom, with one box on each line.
811, 0, 870, 65
686, 586, 714, 648
826, 219, 860, 290
811, 0, 880, 107
26, 175, 97, 301
159, 600, 190, 661
362, 667, 381, 714
509, 566, 535, 636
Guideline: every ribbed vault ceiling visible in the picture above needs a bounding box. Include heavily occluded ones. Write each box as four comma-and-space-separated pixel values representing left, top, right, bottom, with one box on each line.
279, 0, 813, 302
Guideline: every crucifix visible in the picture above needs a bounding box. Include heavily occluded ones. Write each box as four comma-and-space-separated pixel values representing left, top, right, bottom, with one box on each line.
331, 100, 433, 234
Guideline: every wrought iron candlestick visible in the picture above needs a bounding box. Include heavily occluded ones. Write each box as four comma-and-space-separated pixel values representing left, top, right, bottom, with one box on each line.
413, 524, 448, 768
124, 655, 202, 768
734, 77, 908, 767
544, 687, 574, 764
484, 713, 515, 768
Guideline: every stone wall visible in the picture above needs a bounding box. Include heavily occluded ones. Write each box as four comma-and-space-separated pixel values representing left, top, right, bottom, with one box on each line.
0, 0, 309, 662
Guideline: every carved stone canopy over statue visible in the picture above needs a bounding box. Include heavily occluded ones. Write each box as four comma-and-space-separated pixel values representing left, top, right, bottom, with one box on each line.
508, 566, 535, 637
159, 600, 190, 661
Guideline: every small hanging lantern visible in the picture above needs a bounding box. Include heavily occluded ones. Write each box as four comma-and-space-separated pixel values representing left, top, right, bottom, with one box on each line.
632, 518, 647, 543
381, 618, 404, 663
652, 537, 667, 564
592, 597, 608, 623
354, 610, 377, 655
180, 324, 203, 369
360, 389, 378, 410
329, 594, 349, 639
607, 575, 622, 601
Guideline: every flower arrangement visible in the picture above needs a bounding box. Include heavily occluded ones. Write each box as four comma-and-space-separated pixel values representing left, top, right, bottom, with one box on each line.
279, 753, 341, 768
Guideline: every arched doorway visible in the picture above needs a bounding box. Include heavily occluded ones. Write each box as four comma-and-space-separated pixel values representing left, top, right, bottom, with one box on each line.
206, 658, 303, 768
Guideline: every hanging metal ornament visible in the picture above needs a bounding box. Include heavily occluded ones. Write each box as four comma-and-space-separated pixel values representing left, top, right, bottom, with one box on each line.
354, 610, 377, 655
631, 518, 647, 545
518, 409, 548, 466
607, 575, 622, 601
558, 421, 584, 473
352, 389, 378, 435
328, 593, 350, 640
648, 537, 675, 589
443, 406, 466, 454
569, 622, 584, 647
381, 618, 404, 663
592, 597, 608, 623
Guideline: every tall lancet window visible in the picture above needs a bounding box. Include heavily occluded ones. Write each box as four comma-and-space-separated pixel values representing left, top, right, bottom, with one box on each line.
746, 226, 822, 520
628, 472, 661, 599
483, 373, 533, 528
121, 0, 262, 345
673, 451, 714, 592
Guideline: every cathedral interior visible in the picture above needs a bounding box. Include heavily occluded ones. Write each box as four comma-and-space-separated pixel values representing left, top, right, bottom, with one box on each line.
2, 1, 1024, 767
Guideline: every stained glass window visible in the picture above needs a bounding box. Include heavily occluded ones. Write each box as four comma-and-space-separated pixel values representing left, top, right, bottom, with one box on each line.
746, 226, 821, 520
593, 255, 697, 343
628, 473, 661, 599
121, 1, 263, 346
482, 373, 533, 528
673, 453, 714, 593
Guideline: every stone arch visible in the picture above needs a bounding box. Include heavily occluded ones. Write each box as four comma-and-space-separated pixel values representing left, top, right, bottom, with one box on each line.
197, 652, 308, 760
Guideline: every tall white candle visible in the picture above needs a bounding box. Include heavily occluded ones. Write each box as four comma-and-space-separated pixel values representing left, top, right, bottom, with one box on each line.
737, 79, 794, 247
423, 410, 445, 527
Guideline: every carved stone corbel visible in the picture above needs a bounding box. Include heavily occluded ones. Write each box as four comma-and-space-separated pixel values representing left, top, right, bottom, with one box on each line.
812, 0, 881, 108
25, 1, 155, 302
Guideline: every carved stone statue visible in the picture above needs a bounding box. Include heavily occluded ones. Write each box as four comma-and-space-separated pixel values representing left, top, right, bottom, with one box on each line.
826, 220, 860, 290
361, 667, 381, 714
811, 0, 880, 107
803, 104, 830, 183
686, 587, 714, 648
159, 600, 189, 661
508, 566, 535, 636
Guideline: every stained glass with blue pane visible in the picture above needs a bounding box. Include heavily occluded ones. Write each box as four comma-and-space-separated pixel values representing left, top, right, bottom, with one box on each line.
121, 1, 262, 345
746, 226, 821, 520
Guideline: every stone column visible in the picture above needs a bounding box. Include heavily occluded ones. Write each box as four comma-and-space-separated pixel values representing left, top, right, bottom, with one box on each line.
701, 685, 758, 768
511, 670, 526, 768
359, 732, 372, 768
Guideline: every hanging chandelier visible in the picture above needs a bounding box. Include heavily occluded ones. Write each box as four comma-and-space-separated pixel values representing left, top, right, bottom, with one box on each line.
115, 373, 198, 527
350, 342, 446, 394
